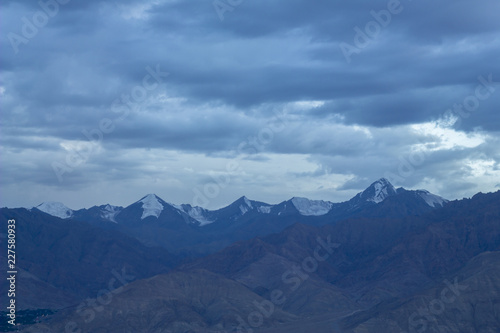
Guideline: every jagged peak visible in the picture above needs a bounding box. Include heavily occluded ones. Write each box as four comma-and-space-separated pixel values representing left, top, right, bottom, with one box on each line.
290, 197, 333, 216
34, 202, 74, 219
99, 204, 122, 223
138, 194, 164, 220
242, 196, 252, 208
373, 177, 394, 186
361, 178, 397, 203
139, 193, 163, 202
229, 196, 254, 208
415, 190, 448, 208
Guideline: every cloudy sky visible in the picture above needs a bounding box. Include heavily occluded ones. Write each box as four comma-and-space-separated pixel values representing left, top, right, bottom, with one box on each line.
1, 0, 500, 209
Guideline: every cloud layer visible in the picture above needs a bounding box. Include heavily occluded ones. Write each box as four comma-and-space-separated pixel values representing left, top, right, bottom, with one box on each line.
1, 0, 499, 209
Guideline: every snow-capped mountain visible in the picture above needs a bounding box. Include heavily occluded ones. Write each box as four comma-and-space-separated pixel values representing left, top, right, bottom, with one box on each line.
345, 178, 449, 213
30, 178, 448, 227
100, 204, 122, 222
202, 196, 272, 223
70, 204, 124, 224
415, 189, 448, 208
358, 178, 398, 203
139, 194, 165, 219
174, 204, 214, 226
346, 178, 398, 210
290, 197, 334, 216
114, 193, 195, 227
239, 196, 252, 215
33, 202, 124, 224
22, 178, 452, 256
34, 202, 74, 219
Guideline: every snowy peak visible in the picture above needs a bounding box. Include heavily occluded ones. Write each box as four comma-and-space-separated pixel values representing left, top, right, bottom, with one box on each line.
175, 204, 214, 226
186, 206, 213, 226
211, 196, 273, 222
100, 204, 122, 222
35, 202, 73, 219
27, 179, 449, 226
233, 196, 252, 208
243, 196, 253, 209
229, 196, 254, 216
237, 196, 253, 215
236, 196, 274, 216
232, 196, 252, 206
355, 178, 448, 208
361, 178, 397, 203
416, 190, 448, 208
138, 194, 164, 220
291, 197, 333, 216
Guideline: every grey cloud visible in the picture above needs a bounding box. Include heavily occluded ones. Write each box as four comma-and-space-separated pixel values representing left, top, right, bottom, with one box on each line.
1, 0, 500, 207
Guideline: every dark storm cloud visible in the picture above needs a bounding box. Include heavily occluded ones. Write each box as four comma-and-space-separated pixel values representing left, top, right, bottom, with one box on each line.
3, 0, 499, 128
1, 0, 499, 208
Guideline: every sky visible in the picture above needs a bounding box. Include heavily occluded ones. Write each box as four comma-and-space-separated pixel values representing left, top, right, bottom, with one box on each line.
1, 0, 500, 210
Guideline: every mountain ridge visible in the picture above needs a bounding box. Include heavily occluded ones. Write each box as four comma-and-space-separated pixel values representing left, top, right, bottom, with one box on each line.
30, 178, 448, 227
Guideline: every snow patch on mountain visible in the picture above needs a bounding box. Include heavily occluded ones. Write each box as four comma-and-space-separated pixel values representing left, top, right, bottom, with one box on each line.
239, 205, 249, 215
140, 194, 164, 219
417, 190, 448, 207
101, 204, 121, 223
291, 197, 333, 216
365, 178, 396, 203
35, 202, 73, 219
237, 197, 255, 215
372, 182, 389, 203
182, 206, 214, 226
258, 206, 272, 214
243, 196, 253, 208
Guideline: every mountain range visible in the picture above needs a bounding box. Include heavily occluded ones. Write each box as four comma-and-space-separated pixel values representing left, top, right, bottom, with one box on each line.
33, 178, 447, 225
29, 178, 448, 256
2, 178, 499, 332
